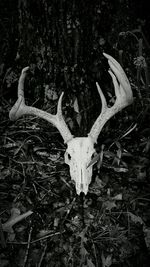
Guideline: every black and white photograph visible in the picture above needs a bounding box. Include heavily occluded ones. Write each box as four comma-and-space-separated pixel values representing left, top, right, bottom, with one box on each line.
0, 1, 150, 266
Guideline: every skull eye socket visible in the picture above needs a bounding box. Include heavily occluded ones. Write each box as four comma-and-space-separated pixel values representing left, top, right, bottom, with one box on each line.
68, 153, 71, 160
91, 153, 95, 160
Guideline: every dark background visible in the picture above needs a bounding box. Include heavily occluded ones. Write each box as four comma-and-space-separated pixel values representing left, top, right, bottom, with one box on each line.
0, 0, 150, 135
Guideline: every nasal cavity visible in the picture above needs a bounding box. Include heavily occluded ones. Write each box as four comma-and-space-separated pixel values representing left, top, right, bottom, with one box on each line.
80, 169, 83, 190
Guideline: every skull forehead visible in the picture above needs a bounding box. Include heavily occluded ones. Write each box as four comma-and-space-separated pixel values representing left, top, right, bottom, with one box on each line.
66, 137, 95, 156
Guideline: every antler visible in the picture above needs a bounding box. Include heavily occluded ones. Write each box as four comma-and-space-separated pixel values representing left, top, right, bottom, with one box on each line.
9, 67, 73, 143
88, 53, 133, 143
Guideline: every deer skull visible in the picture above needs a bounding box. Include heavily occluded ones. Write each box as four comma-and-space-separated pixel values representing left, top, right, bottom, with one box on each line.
9, 53, 133, 195
65, 137, 95, 195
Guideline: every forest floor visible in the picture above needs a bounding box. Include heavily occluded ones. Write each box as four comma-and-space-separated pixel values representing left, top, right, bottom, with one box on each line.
0, 93, 150, 267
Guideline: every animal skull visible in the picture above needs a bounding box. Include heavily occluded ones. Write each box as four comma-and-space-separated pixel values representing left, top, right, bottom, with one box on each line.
65, 137, 95, 195
9, 53, 133, 195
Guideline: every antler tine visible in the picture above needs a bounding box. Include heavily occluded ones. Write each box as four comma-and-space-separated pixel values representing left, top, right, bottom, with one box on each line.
88, 53, 133, 143
9, 67, 73, 143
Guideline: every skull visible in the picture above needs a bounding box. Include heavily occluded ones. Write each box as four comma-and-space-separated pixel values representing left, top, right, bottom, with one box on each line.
65, 136, 95, 195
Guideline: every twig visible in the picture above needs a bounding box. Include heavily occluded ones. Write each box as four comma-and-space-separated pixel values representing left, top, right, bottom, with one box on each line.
0, 219, 6, 248
37, 242, 47, 267
23, 226, 33, 267
7, 231, 65, 245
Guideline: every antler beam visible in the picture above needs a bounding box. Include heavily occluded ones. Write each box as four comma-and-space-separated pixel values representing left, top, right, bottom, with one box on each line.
9, 67, 73, 143
88, 53, 133, 143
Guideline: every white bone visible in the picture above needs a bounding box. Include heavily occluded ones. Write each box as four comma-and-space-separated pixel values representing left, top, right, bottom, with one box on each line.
65, 137, 95, 195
